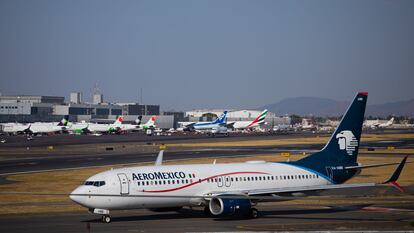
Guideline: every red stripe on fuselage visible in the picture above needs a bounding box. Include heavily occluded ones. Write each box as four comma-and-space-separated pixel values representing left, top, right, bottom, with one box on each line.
141, 171, 270, 193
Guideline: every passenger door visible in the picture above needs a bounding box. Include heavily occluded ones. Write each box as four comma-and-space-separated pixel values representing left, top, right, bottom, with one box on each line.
117, 173, 129, 195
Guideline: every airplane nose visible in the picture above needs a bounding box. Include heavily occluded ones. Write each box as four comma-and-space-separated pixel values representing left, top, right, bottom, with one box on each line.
69, 186, 88, 207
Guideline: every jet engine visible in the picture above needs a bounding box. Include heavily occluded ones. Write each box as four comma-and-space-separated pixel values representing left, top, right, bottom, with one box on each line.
208, 195, 255, 218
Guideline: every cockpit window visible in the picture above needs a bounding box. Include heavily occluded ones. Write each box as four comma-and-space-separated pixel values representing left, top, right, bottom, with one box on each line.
84, 181, 106, 187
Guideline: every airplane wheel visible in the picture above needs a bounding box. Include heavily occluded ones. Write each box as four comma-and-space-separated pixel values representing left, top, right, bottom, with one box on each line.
249, 208, 259, 219
102, 215, 111, 223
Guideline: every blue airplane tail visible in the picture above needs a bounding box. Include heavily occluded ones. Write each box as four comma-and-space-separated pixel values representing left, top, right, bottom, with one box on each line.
291, 92, 368, 184
213, 111, 228, 124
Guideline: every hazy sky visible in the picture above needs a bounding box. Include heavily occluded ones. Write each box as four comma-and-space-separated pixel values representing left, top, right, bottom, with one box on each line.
0, 0, 413, 111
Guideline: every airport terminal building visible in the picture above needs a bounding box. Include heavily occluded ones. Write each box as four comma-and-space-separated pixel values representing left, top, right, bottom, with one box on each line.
0, 95, 289, 130
0, 95, 169, 126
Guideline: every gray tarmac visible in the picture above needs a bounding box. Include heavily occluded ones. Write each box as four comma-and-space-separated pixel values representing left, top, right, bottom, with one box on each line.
0, 133, 414, 176
0, 201, 413, 232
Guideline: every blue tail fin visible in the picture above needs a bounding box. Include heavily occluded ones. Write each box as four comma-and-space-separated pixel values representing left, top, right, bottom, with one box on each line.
292, 92, 368, 184
213, 111, 228, 124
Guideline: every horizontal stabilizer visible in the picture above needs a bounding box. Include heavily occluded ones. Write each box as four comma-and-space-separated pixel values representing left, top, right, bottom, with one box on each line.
382, 156, 407, 185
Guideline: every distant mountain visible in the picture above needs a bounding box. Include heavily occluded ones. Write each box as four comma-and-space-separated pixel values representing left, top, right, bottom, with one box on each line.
262, 97, 414, 117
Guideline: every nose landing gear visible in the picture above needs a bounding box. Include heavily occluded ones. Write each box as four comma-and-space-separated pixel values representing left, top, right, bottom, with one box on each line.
101, 215, 111, 223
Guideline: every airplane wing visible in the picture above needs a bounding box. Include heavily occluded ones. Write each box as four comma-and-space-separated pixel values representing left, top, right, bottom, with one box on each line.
184, 123, 196, 129
225, 122, 236, 129
208, 182, 376, 197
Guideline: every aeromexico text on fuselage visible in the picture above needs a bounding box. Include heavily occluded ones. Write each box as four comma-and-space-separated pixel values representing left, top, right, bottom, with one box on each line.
132, 171, 191, 181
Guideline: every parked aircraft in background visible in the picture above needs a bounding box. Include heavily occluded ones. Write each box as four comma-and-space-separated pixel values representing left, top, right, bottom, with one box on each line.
183, 111, 228, 131
300, 118, 317, 131
28, 123, 65, 135
70, 92, 408, 223
87, 116, 124, 134
364, 117, 395, 129
226, 110, 268, 130
378, 117, 394, 128
66, 121, 89, 135
0, 122, 31, 135
134, 116, 156, 131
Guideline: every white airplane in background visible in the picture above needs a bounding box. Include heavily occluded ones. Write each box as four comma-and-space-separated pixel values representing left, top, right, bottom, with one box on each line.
364, 117, 394, 129
0, 122, 31, 135
378, 117, 394, 128
183, 111, 228, 131
115, 116, 143, 133
134, 116, 156, 131
70, 92, 409, 223
226, 110, 268, 130
1, 116, 68, 135
87, 117, 123, 134
25, 116, 68, 135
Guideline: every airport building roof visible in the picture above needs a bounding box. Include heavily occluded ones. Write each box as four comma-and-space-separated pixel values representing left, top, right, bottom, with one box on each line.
0, 95, 65, 104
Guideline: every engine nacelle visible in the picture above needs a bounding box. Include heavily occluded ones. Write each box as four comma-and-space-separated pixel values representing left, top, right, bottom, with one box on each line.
209, 195, 252, 216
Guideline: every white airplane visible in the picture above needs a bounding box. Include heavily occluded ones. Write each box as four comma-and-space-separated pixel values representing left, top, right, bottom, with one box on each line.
1, 116, 68, 135
87, 117, 123, 134
70, 92, 409, 223
364, 117, 394, 129
134, 116, 156, 131
0, 122, 31, 135
183, 111, 228, 131
116, 116, 143, 133
66, 121, 89, 135
300, 118, 317, 131
378, 117, 394, 128
25, 117, 68, 135
226, 110, 268, 130
28, 124, 64, 135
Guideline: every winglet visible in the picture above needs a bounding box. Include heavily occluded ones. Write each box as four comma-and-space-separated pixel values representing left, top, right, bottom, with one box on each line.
382, 156, 408, 192
155, 150, 164, 166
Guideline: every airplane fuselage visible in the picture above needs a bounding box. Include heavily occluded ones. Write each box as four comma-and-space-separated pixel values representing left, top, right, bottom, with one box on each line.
70, 162, 331, 210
